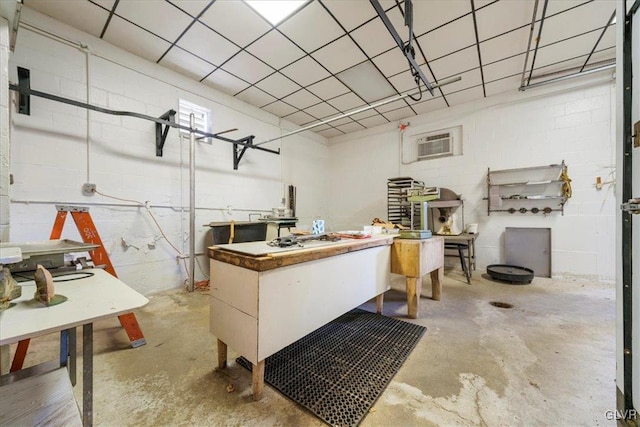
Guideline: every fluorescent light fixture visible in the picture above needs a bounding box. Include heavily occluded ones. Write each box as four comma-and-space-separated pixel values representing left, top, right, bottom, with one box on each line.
245, 1, 306, 25
336, 61, 397, 103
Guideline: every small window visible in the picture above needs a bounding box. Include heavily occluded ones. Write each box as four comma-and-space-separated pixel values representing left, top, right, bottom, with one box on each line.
178, 99, 212, 143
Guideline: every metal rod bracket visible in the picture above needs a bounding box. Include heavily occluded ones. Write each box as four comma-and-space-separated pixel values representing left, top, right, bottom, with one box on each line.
234, 136, 255, 170
155, 109, 176, 157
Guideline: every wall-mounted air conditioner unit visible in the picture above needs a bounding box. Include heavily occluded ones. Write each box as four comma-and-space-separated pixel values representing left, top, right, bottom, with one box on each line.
416, 132, 453, 160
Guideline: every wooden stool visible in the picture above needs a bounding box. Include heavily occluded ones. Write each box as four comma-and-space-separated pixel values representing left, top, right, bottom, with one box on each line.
444, 242, 471, 284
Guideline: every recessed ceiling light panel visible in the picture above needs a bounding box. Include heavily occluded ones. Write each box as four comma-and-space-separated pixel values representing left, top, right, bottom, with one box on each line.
337, 61, 397, 103
245, 1, 307, 26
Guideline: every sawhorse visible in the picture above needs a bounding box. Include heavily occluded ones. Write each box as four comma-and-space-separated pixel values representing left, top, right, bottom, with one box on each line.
11, 205, 146, 372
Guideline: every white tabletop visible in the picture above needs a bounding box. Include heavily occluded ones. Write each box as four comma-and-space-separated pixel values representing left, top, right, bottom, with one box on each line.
0, 269, 149, 345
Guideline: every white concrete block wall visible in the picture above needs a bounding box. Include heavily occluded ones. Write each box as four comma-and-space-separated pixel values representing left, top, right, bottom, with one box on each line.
7, 8, 329, 295
329, 77, 617, 282
0, 18, 9, 242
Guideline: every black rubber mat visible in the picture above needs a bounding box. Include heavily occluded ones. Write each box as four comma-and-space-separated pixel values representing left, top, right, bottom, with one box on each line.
237, 308, 426, 427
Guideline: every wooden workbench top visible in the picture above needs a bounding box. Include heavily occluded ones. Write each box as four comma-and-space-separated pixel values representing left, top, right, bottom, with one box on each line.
208, 235, 394, 272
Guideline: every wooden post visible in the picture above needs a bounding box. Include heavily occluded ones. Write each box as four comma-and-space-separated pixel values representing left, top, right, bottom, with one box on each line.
252, 360, 265, 401
217, 339, 227, 369
430, 267, 443, 301
406, 276, 422, 319
376, 293, 384, 314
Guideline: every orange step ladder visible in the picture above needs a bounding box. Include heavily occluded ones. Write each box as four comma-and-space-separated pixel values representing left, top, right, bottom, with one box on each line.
11, 205, 146, 372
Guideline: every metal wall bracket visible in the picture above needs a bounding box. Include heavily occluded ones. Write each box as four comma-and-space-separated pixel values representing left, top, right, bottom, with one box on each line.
234, 135, 255, 170
17, 66, 30, 115
155, 109, 176, 157
621, 200, 640, 213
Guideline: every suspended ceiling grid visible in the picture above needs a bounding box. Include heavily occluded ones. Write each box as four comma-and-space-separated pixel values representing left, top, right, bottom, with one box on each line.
24, 0, 616, 139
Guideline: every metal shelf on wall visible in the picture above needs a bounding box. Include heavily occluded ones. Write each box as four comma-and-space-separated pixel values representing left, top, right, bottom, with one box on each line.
486, 161, 569, 215
387, 177, 425, 229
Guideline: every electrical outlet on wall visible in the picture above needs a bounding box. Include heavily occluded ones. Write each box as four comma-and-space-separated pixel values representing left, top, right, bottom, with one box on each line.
82, 183, 96, 196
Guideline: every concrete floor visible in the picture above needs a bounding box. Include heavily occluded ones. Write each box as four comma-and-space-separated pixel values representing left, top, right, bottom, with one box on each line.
16, 268, 615, 426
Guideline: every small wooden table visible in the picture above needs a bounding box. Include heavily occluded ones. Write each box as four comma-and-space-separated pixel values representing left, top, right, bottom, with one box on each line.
390, 236, 445, 318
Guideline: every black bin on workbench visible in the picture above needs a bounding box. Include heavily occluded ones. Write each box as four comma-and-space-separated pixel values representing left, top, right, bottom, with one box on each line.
207, 221, 268, 245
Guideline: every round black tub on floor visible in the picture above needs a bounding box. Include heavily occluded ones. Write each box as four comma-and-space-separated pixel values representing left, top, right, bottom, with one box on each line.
486, 264, 534, 284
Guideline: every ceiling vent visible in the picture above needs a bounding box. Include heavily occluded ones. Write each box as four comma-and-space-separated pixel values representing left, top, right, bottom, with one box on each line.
416, 131, 453, 160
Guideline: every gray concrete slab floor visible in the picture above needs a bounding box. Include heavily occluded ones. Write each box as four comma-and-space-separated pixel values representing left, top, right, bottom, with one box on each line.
12, 270, 615, 426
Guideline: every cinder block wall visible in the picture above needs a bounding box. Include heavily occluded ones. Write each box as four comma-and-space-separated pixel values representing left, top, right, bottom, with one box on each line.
7, 8, 329, 294
328, 77, 617, 282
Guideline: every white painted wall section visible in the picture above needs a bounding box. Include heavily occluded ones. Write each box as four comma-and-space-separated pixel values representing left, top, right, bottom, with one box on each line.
329, 77, 617, 282
7, 8, 329, 295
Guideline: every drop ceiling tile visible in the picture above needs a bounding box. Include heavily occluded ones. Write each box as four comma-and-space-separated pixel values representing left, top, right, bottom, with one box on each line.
535, 32, 600, 69
177, 22, 239, 66
256, 72, 301, 99
445, 86, 484, 106
221, 51, 274, 84
350, 18, 396, 58
246, 30, 306, 69
483, 54, 526, 83
429, 46, 479, 80
442, 68, 483, 93
235, 87, 277, 107
411, 96, 448, 115
27, 1, 109, 38
311, 36, 367, 74
475, 0, 536, 42
261, 101, 298, 117
383, 106, 414, 122
372, 48, 411, 78
116, 0, 192, 42
159, 47, 215, 81
278, 2, 345, 52
416, 15, 476, 61
327, 93, 365, 112
336, 121, 366, 133
357, 114, 389, 128
281, 56, 331, 87
411, 1, 472, 35
284, 111, 316, 126
282, 89, 322, 110
584, 47, 615, 68
388, 73, 421, 93
103, 16, 172, 62
541, 1, 615, 45
168, 0, 211, 18
322, 1, 377, 31
479, 26, 530, 65
375, 99, 406, 114
349, 109, 378, 121
485, 75, 522, 97
545, 0, 587, 17
303, 102, 340, 120
306, 77, 350, 100
313, 124, 331, 132
199, 1, 270, 47
203, 69, 250, 96
318, 128, 344, 138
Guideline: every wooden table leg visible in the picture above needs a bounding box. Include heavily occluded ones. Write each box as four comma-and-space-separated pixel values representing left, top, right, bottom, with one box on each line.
376, 293, 384, 314
406, 276, 421, 319
217, 339, 227, 369
430, 267, 443, 301
252, 360, 265, 401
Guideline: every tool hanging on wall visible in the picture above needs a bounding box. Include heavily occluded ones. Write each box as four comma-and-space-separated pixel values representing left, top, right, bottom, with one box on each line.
9, 67, 279, 170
